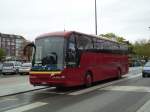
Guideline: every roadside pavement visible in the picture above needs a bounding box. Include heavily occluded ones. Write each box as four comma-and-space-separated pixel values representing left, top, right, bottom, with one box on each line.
0, 75, 46, 97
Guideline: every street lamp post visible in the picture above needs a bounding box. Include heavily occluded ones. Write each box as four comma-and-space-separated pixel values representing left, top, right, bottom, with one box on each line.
95, 0, 98, 35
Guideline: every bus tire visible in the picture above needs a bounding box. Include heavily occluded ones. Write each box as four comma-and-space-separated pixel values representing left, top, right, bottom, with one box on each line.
85, 72, 93, 87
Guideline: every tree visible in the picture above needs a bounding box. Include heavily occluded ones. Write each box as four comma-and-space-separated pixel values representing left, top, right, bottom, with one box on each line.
100, 33, 126, 43
133, 39, 150, 60
0, 48, 5, 61
100, 33, 116, 39
128, 42, 134, 54
116, 37, 126, 43
100, 33, 135, 54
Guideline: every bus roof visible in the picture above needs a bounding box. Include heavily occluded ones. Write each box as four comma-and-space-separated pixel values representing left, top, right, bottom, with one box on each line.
36, 31, 126, 45
37, 31, 100, 39
36, 31, 73, 39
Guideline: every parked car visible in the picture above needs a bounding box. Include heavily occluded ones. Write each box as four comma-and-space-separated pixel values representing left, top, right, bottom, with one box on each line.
142, 61, 150, 77
19, 63, 31, 75
2, 61, 22, 75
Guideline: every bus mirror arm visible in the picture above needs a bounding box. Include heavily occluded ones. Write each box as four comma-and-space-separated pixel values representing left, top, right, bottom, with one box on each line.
23, 42, 36, 64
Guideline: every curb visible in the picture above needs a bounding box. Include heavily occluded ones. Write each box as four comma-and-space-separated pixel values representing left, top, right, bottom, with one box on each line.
0, 87, 49, 98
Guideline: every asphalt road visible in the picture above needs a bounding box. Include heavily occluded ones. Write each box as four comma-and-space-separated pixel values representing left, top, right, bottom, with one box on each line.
1, 67, 150, 112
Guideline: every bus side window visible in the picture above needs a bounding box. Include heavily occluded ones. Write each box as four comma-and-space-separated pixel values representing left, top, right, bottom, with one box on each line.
66, 35, 77, 67
76, 35, 93, 50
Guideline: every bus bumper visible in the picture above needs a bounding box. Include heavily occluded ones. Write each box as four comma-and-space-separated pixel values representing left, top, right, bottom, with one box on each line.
29, 75, 72, 87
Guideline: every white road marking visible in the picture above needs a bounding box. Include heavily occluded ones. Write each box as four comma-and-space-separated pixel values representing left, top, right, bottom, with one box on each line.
0, 103, 27, 112
0, 98, 18, 103
4, 102, 48, 112
69, 74, 141, 95
127, 74, 142, 79
136, 99, 150, 112
101, 86, 150, 93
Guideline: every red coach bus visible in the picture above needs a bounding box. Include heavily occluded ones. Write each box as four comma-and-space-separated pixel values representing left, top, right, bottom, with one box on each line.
26, 31, 128, 87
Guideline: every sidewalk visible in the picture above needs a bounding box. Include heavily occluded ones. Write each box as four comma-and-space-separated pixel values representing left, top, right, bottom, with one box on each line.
0, 67, 142, 97
0, 75, 46, 97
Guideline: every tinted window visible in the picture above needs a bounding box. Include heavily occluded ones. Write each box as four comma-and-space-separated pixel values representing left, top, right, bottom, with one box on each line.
145, 62, 150, 67
93, 38, 105, 49
15, 62, 22, 66
93, 37, 128, 53
66, 35, 76, 66
22, 63, 31, 67
3, 63, 14, 67
76, 35, 93, 50
35, 37, 64, 70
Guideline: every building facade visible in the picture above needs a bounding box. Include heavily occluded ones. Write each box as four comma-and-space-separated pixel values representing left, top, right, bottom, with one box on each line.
0, 33, 29, 60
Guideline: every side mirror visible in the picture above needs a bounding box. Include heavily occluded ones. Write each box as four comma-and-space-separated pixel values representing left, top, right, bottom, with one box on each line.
23, 42, 36, 56
23, 42, 36, 65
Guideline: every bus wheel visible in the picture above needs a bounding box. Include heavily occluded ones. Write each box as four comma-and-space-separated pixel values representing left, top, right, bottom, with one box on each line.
85, 73, 93, 87
118, 69, 121, 79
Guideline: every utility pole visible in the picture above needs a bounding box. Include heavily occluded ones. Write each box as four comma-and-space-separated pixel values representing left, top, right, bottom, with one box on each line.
95, 0, 98, 35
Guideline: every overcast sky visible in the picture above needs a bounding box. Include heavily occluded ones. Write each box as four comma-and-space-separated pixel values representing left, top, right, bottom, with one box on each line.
0, 0, 150, 42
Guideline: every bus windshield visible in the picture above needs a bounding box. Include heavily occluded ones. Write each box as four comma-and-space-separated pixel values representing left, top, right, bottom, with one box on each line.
33, 36, 65, 70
